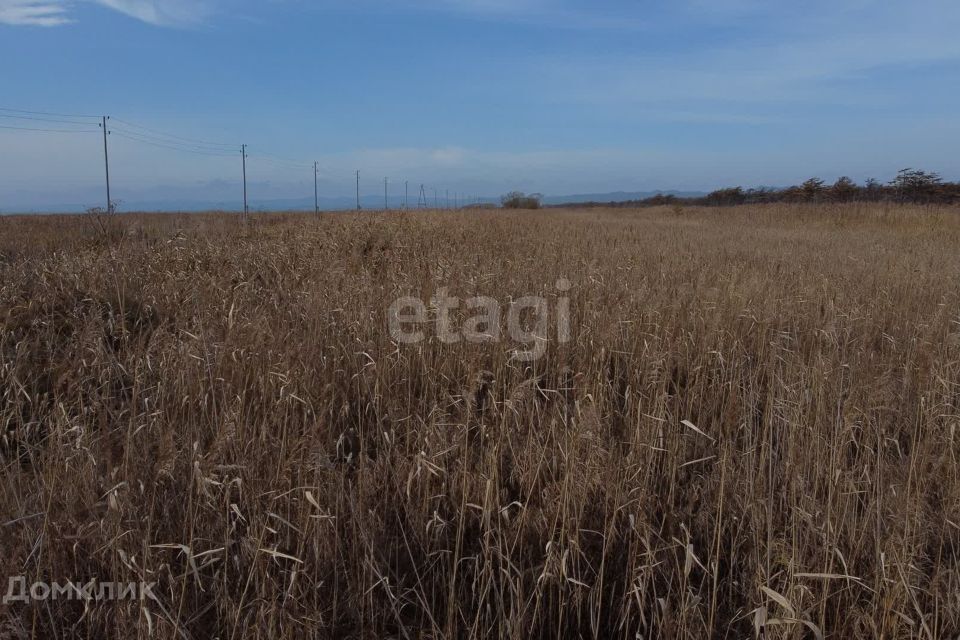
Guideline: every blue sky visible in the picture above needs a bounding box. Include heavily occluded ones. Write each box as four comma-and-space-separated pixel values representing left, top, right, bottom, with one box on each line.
1, 0, 959, 209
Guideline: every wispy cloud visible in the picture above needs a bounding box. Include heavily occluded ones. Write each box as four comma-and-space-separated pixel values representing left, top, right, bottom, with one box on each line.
90, 0, 214, 26
0, 0, 215, 26
322, 0, 647, 31
531, 0, 960, 121
0, 0, 70, 26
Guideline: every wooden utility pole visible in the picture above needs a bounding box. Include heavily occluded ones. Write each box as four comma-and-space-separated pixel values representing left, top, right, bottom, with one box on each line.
314, 161, 319, 215
356, 170, 361, 211
241, 144, 248, 219
384, 177, 388, 210
100, 116, 111, 213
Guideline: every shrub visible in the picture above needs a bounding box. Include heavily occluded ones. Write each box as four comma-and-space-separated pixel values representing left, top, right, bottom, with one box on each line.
501, 191, 543, 209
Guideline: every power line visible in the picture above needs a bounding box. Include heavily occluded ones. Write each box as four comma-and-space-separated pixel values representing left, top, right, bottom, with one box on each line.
111, 130, 236, 157
113, 118, 315, 175
247, 148, 312, 169
247, 152, 311, 170
0, 106, 100, 119
110, 117, 235, 150
0, 124, 99, 133
0, 113, 100, 126
3, 104, 483, 216
110, 126, 236, 154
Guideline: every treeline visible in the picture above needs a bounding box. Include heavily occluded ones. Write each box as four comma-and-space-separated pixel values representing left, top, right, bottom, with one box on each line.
567, 169, 960, 208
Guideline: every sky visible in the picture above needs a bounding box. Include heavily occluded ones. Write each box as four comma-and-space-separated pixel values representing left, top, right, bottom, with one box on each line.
1, 0, 959, 210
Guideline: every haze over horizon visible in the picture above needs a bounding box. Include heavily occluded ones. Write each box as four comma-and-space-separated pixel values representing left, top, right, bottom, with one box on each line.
2, 0, 959, 210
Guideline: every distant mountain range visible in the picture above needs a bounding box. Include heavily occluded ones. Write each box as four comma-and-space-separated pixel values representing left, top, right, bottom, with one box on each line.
2, 191, 709, 214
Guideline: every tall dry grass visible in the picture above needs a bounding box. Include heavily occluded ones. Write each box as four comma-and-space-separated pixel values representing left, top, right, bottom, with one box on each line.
1, 203, 959, 639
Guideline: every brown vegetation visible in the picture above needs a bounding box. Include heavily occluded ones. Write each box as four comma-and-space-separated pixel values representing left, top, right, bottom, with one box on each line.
2, 203, 960, 638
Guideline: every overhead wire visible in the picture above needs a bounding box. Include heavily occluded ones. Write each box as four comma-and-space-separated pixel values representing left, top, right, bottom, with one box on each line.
3, 105, 400, 208
3, 107, 315, 168
110, 130, 237, 157
108, 118, 314, 170
110, 117, 236, 150
0, 124, 99, 133
246, 147, 313, 170
0, 113, 101, 126
0, 106, 100, 119
110, 126, 239, 155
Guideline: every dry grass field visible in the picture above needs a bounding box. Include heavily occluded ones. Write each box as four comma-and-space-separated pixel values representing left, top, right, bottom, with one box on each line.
1, 204, 960, 639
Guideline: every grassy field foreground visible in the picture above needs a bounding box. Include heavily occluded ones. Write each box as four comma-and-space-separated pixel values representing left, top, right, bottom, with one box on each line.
1, 204, 960, 638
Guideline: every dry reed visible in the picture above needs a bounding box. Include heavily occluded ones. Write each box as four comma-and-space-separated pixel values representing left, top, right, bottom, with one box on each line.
1, 203, 959, 638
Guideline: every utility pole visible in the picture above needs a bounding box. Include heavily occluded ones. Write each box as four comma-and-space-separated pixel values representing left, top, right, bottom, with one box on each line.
433, 188, 438, 208
405, 181, 409, 210
241, 144, 248, 219
100, 116, 111, 213
445, 189, 449, 210
356, 170, 361, 211
314, 161, 319, 215
419, 184, 426, 209
384, 177, 388, 210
